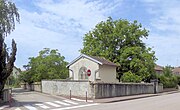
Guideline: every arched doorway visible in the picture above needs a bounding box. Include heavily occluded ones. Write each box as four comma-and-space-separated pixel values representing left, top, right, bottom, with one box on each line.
79, 66, 88, 80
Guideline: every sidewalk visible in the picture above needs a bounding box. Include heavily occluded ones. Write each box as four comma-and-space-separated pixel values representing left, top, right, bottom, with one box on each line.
93, 90, 180, 103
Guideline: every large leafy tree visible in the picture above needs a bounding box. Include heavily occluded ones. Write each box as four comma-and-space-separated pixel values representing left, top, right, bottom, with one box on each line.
0, 0, 19, 100
21, 48, 68, 83
81, 17, 156, 82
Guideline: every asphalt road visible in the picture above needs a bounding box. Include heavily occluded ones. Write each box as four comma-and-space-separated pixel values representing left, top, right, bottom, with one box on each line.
1, 88, 98, 110
2, 88, 180, 110
75, 92, 180, 110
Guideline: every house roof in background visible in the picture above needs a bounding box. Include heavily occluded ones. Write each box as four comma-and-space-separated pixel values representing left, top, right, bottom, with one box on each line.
89, 55, 117, 66
155, 65, 163, 71
172, 67, 180, 74
66, 54, 117, 67
14, 66, 21, 72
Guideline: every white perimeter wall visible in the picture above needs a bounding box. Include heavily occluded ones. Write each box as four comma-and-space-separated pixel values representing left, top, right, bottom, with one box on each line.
41, 80, 163, 99
42, 80, 94, 98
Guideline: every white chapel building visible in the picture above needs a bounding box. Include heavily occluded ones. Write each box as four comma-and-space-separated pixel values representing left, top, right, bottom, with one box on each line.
66, 54, 117, 83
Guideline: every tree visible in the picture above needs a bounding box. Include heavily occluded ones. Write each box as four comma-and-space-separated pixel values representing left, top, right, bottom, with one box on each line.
6, 75, 20, 88
0, 0, 19, 100
81, 17, 156, 82
19, 71, 33, 84
158, 66, 178, 88
121, 71, 142, 83
22, 48, 68, 83
162, 66, 173, 77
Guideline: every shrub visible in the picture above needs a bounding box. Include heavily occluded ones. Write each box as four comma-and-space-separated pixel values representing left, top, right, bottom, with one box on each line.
5, 75, 21, 88
121, 71, 142, 83
19, 71, 34, 84
158, 75, 177, 88
177, 75, 180, 85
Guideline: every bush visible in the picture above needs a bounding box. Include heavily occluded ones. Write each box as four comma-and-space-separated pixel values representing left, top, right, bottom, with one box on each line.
158, 75, 177, 88
121, 71, 142, 83
5, 75, 21, 88
19, 71, 34, 84
13, 78, 21, 88
158, 66, 178, 88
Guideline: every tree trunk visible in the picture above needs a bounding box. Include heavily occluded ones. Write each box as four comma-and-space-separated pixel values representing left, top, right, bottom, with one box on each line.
0, 34, 17, 100
0, 80, 6, 100
0, 34, 5, 100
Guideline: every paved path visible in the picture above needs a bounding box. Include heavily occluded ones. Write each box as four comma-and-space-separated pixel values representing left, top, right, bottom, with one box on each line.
1, 88, 98, 110
75, 92, 180, 110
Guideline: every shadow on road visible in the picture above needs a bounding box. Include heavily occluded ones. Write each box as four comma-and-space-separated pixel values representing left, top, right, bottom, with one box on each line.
9, 88, 44, 108
10, 99, 43, 108
12, 88, 31, 93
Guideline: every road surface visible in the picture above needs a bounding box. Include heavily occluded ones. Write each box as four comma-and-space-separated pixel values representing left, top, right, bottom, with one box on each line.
1, 88, 180, 110
1, 88, 98, 110
75, 92, 180, 110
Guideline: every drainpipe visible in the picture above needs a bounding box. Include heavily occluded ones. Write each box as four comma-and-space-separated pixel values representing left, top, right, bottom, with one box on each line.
69, 69, 74, 80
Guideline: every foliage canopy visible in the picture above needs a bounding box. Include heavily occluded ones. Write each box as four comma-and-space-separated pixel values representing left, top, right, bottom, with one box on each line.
158, 66, 178, 88
0, 0, 20, 36
21, 48, 68, 83
121, 71, 142, 83
81, 17, 156, 82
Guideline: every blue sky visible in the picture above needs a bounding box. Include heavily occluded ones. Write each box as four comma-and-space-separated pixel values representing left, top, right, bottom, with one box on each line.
6, 0, 180, 69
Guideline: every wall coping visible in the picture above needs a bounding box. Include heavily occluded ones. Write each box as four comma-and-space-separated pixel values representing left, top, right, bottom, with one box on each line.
90, 82, 153, 85
42, 79, 89, 82
42, 80, 153, 85
2, 88, 11, 92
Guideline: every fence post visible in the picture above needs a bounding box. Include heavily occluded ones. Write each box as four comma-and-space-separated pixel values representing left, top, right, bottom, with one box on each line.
86, 91, 87, 102
151, 79, 158, 94
8, 88, 12, 106
70, 87, 71, 100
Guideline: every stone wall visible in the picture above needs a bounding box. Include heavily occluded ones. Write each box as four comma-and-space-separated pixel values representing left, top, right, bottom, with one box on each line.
42, 80, 94, 98
92, 82, 154, 99
41, 80, 163, 99
21, 82, 42, 92
157, 84, 163, 93
33, 82, 42, 92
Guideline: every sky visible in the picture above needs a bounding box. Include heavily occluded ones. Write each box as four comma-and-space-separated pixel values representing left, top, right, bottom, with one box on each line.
5, 0, 180, 69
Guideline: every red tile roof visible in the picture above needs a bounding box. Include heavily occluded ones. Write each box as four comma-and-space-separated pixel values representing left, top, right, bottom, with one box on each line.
88, 55, 117, 66
155, 65, 163, 71
172, 67, 180, 75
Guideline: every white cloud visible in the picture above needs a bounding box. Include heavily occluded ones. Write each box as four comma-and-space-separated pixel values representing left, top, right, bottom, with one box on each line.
145, 33, 180, 66
144, 0, 180, 33
141, 0, 180, 66
8, 0, 122, 69
33, 0, 121, 32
